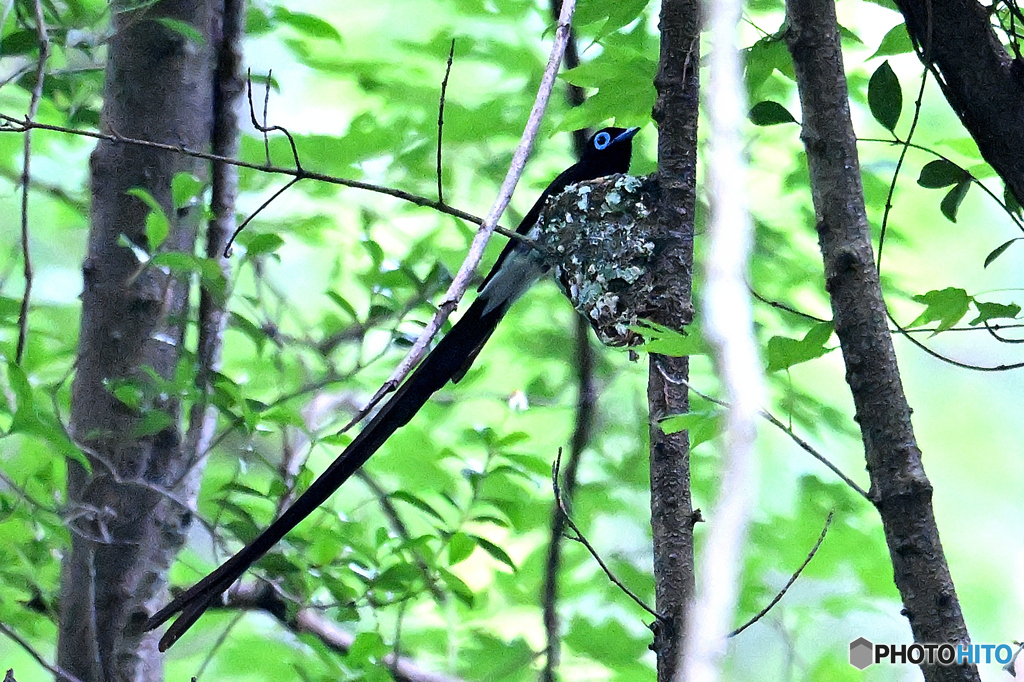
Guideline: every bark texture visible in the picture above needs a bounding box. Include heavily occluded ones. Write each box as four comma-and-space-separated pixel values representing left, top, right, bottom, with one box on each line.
649, 0, 700, 677
58, 1, 215, 680
893, 0, 1024, 204
785, 2, 979, 681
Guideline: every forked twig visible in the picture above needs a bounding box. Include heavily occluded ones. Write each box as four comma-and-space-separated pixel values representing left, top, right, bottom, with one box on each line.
223, 71, 305, 255
248, 68, 302, 171
552, 448, 665, 622
0, 115, 535, 247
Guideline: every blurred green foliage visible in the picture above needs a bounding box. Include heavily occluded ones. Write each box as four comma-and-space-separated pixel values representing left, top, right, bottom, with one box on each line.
1, 0, 1022, 680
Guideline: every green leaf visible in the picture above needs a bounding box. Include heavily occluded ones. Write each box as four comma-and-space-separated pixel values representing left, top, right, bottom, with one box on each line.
909, 287, 970, 333
326, 291, 359, 320
635, 322, 706, 357
471, 535, 517, 571
7, 360, 32, 412
245, 6, 273, 35
154, 18, 205, 45
463, 634, 535, 679
557, 46, 658, 131
837, 25, 864, 45
1, 30, 40, 55
594, 0, 652, 41
565, 616, 650, 666
766, 322, 835, 372
150, 251, 199, 273
348, 631, 388, 664
969, 301, 1021, 326
390, 490, 446, 523
984, 238, 1019, 268
437, 568, 474, 606
126, 188, 170, 250
373, 562, 421, 592
868, 60, 902, 131
870, 24, 913, 59
745, 35, 794, 95
749, 101, 797, 126
1005, 185, 1023, 217
243, 233, 285, 257
7, 362, 89, 471
917, 159, 967, 188
145, 212, 169, 251
171, 172, 204, 209
447, 532, 475, 565
133, 410, 175, 437
659, 410, 723, 450
272, 7, 342, 42
110, 380, 144, 409
940, 179, 971, 222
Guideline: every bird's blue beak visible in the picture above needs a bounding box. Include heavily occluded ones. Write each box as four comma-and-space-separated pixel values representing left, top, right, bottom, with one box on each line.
614, 127, 641, 144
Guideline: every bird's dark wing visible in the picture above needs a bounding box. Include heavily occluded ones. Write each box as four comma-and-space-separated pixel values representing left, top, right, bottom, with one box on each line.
477, 161, 587, 293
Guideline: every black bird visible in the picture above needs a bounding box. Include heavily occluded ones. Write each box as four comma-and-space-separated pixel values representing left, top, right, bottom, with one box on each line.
145, 126, 640, 651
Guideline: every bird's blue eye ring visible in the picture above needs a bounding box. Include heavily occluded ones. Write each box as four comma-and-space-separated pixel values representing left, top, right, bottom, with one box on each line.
594, 132, 611, 150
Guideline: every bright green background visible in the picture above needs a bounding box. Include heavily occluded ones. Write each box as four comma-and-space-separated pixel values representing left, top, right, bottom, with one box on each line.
0, 0, 1022, 680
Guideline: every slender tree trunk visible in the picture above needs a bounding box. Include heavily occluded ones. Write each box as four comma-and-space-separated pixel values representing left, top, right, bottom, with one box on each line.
785, 2, 978, 681
58, 2, 215, 680
649, 0, 700, 678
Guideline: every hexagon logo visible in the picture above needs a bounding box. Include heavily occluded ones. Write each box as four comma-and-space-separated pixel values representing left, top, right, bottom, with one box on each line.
849, 637, 874, 670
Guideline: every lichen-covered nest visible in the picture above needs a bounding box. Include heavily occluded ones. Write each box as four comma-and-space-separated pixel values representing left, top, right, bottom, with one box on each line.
538, 174, 660, 347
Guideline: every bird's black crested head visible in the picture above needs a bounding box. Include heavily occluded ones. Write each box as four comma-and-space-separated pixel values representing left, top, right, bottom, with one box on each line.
580, 126, 639, 177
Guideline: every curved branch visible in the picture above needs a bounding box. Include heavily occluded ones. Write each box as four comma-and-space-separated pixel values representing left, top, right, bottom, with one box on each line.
335, 0, 579, 430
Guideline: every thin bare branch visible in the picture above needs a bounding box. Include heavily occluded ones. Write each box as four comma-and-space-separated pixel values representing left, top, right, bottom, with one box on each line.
754, 288, 1024, 335
247, 68, 302, 171
225, 583, 469, 682
0, 113, 544, 255
683, 380, 870, 499
15, 0, 49, 364
859, 136, 1024, 237
984, 319, 1024, 343
543, 318, 595, 682
875, 66, 931, 272
225, 177, 300, 256
337, 0, 579, 429
892, 314, 1024, 371
0, 113, 493, 231
552, 449, 664, 622
729, 509, 834, 637
0, 621, 86, 682
193, 612, 245, 681
437, 39, 456, 204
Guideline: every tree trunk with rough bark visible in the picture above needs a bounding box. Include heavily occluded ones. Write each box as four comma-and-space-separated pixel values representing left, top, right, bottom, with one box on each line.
785, 1, 979, 680
58, 2, 215, 680
649, 0, 700, 678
